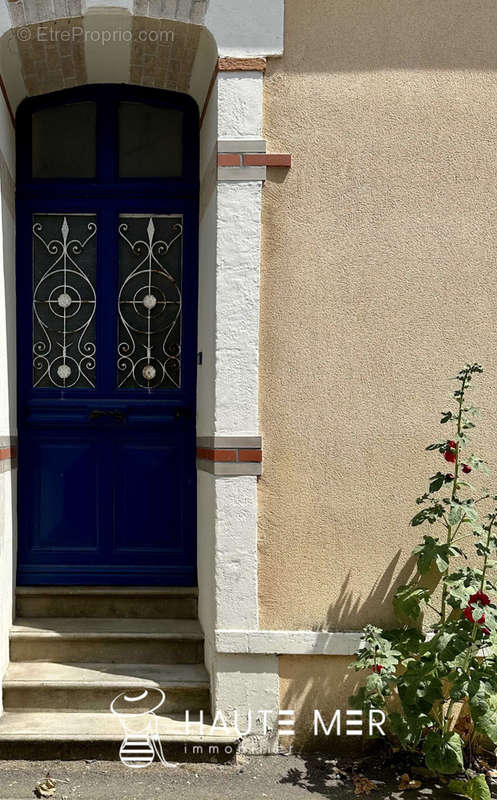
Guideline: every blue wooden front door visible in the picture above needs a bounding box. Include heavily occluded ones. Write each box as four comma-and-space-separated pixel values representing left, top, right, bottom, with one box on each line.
16, 86, 199, 585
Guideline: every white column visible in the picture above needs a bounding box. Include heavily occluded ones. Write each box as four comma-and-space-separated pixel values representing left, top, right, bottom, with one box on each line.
207, 69, 279, 754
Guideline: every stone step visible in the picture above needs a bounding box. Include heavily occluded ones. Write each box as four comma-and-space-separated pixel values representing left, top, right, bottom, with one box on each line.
16, 587, 198, 619
3, 662, 210, 714
0, 711, 239, 762
10, 619, 204, 664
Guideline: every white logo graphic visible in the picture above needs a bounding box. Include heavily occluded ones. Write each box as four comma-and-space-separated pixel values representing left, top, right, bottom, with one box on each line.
110, 688, 177, 769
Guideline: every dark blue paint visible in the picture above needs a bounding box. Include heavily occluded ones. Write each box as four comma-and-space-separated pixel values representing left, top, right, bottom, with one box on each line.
16, 85, 199, 586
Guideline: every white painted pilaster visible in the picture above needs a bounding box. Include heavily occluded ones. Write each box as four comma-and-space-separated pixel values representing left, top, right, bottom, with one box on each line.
199, 66, 280, 754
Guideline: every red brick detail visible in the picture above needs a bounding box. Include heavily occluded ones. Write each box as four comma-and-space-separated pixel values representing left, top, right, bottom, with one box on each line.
218, 57, 267, 73
0, 447, 13, 461
243, 153, 292, 168
238, 449, 263, 463
218, 153, 242, 167
197, 448, 237, 463
197, 446, 263, 464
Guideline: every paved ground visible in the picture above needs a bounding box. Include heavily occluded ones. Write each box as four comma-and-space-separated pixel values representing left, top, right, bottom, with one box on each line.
0, 754, 463, 800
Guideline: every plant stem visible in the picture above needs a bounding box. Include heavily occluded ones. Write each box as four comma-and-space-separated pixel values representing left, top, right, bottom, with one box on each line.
479, 516, 495, 594
440, 373, 468, 624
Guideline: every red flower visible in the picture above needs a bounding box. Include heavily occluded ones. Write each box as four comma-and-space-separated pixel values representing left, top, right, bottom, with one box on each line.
371, 665, 383, 674
445, 473, 455, 482
464, 606, 486, 625
444, 450, 456, 463
447, 441, 457, 449
469, 590, 490, 606
462, 464, 472, 474
482, 627, 491, 637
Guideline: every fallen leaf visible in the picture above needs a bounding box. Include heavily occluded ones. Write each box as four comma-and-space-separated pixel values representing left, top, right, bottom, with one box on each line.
353, 775, 376, 795
34, 775, 56, 798
399, 773, 422, 791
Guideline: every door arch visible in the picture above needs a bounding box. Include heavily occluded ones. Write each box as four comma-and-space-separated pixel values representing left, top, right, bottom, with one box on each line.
16, 84, 199, 585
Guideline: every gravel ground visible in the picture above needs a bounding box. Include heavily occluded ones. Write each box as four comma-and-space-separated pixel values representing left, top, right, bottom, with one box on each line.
0, 754, 464, 800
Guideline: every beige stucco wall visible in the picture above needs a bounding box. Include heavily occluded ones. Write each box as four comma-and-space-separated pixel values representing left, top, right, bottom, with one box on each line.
259, 0, 497, 634
279, 655, 362, 751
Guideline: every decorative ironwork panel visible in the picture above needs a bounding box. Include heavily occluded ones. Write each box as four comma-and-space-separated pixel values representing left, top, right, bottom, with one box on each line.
118, 215, 183, 390
33, 214, 97, 388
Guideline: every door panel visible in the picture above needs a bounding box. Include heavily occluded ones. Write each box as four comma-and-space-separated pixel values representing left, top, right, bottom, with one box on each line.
18, 210, 196, 585
35, 438, 100, 552
114, 440, 184, 552
17, 86, 199, 586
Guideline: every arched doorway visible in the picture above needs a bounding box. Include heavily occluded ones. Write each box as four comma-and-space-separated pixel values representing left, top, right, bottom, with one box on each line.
16, 84, 199, 585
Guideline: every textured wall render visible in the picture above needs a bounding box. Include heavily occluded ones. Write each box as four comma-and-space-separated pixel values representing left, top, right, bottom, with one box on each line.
259, 0, 497, 632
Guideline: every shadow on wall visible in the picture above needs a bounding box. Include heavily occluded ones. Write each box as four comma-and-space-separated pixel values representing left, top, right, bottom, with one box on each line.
279, 652, 366, 756
317, 550, 417, 631
276, 550, 440, 755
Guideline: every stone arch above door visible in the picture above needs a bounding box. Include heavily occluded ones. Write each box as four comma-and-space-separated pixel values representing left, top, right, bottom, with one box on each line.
0, 0, 284, 113
0, 7, 216, 112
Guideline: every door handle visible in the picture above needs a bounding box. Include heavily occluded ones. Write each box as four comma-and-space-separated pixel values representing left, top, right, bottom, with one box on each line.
89, 409, 126, 423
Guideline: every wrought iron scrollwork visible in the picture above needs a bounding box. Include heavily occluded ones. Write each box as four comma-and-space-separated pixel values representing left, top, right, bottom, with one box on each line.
32, 214, 97, 388
118, 215, 183, 390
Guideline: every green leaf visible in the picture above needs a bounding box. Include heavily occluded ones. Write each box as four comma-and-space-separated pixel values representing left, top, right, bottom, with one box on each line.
413, 536, 439, 574
468, 456, 491, 476
422, 731, 464, 774
448, 776, 490, 800
365, 673, 384, 694
411, 504, 445, 527
463, 504, 478, 523
429, 473, 446, 493
413, 537, 462, 575
448, 504, 464, 526
388, 711, 428, 748
440, 412, 453, 424
445, 568, 482, 609
393, 585, 430, 620
469, 689, 497, 743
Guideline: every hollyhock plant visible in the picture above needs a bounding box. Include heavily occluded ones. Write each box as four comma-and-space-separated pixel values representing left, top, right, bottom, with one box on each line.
350, 365, 497, 799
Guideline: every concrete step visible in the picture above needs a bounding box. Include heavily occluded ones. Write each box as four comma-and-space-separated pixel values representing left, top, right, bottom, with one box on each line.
16, 587, 198, 619
3, 662, 210, 714
10, 619, 204, 664
0, 712, 239, 762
